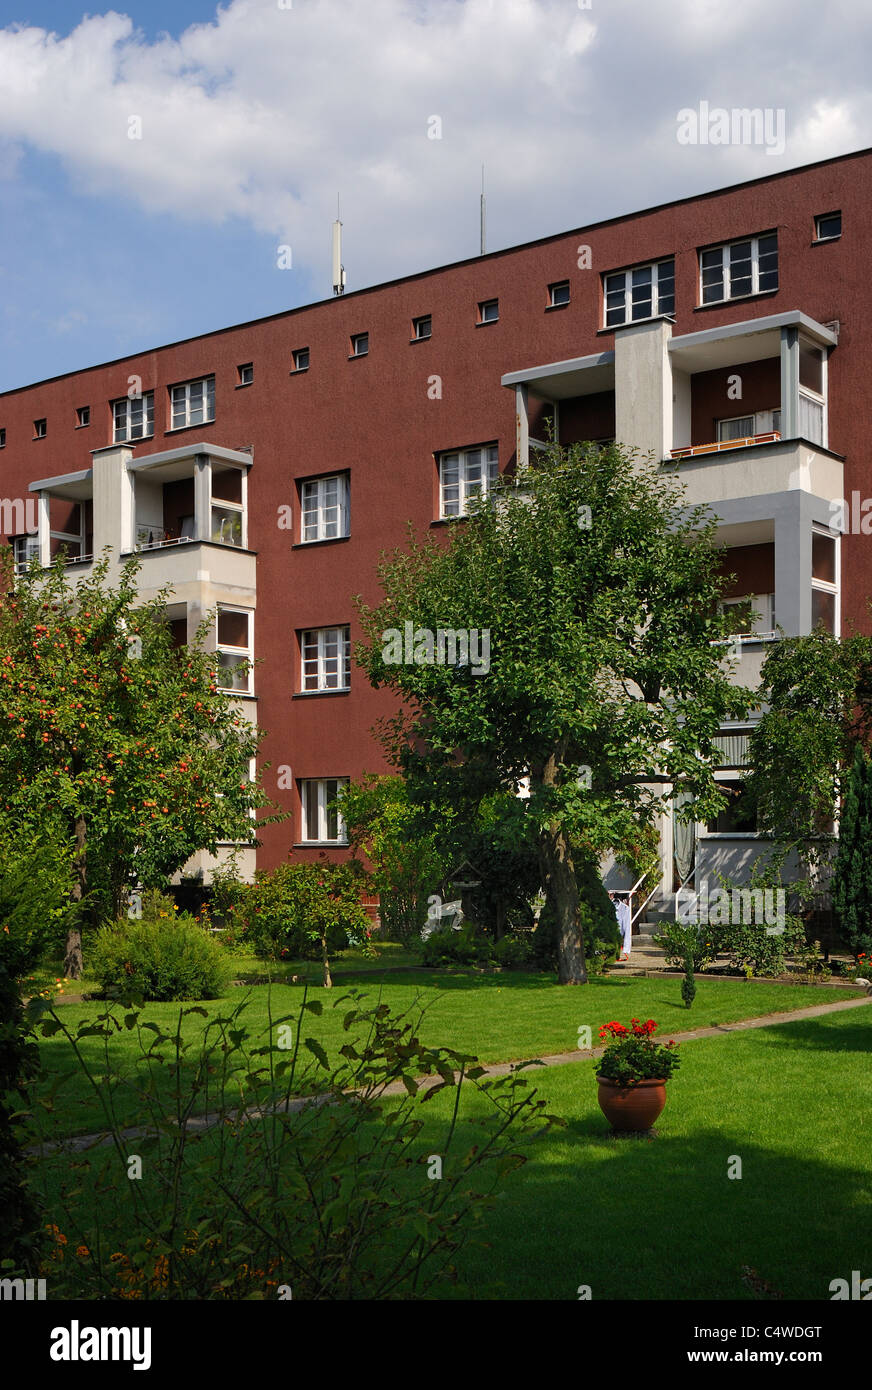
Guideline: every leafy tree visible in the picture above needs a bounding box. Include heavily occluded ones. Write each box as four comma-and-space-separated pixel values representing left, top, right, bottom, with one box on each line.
339, 775, 451, 942
746, 629, 872, 871
0, 552, 268, 977
355, 442, 749, 984
830, 744, 872, 959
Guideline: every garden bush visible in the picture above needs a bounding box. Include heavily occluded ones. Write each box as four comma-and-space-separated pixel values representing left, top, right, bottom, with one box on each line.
493, 932, 534, 969
653, 921, 722, 972
421, 922, 492, 968
90, 900, 232, 1001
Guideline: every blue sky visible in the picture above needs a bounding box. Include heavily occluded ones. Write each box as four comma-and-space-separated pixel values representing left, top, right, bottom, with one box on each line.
0, 0, 870, 391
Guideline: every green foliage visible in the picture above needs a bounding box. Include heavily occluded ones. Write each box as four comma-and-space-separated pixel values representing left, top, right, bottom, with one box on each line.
493, 932, 534, 969
0, 964, 46, 1273
339, 775, 450, 943
653, 921, 722, 973
24, 991, 562, 1298
794, 939, 832, 984
0, 553, 269, 939
595, 1019, 681, 1083
90, 903, 232, 1001
681, 947, 696, 1009
0, 842, 75, 979
830, 744, 872, 960
218, 862, 371, 984
421, 922, 492, 968
531, 855, 620, 973
355, 441, 749, 982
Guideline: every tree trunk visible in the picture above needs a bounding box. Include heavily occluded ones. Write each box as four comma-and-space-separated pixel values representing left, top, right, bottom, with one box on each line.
320, 928, 332, 989
64, 814, 87, 980
534, 751, 587, 984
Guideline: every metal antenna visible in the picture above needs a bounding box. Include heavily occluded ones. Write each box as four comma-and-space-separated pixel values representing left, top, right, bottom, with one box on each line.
332, 194, 346, 296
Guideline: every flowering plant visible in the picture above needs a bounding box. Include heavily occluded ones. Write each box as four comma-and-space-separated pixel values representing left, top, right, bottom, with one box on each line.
594, 1018, 680, 1084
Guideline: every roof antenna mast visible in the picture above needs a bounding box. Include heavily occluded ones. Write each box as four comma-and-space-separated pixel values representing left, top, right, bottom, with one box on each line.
332, 194, 346, 296
480, 164, 486, 256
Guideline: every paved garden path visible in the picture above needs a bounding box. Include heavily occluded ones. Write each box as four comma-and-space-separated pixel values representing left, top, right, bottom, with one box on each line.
40, 992, 871, 1153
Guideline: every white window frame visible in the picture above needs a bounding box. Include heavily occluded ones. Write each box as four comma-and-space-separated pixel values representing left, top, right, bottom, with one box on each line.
215, 605, 253, 695
603, 258, 674, 328
170, 376, 215, 430
703, 769, 759, 839
33, 418, 47, 439
478, 299, 499, 323
548, 281, 570, 307
237, 363, 254, 386
439, 443, 499, 518
811, 526, 840, 637
292, 347, 310, 371
113, 392, 155, 443
210, 469, 246, 548
814, 212, 841, 243
720, 593, 776, 640
699, 233, 778, 305
413, 315, 432, 340
12, 534, 40, 575
350, 333, 369, 358
301, 625, 351, 692
300, 777, 348, 844
716, 409, 781, 442
300, 474, 349, 543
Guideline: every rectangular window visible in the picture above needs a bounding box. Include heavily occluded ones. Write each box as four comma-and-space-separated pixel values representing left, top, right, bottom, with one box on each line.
0, 428, 5, 448
699, 233, 778, 304
350, 333, 369, 357
604, 258, 674, 327
549, 281, 570, 307
815, 211, 841, 242
170, 376, 215, 430
439, 443, 499, 518
301, 777, 348, 843
300, 474, 349, 542
412, 315, 432, 340
215, 605, 252, 694
478, 299, 499, 323
292, 347, 310, 371
12, 535, 40, 575
33, 418, 47, 439
76, 406, 90, 427
707, 779, 757, 834
237, 363, 253, 386
720, 593, 775, 637
113, 392, 154, 442
301, 626, 351, 692
811, 528, 838, 634
210, 467, 244, 547
717, 409, 781, 442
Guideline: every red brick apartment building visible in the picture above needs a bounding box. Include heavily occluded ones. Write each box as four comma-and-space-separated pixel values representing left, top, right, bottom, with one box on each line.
0, 148, 868, 909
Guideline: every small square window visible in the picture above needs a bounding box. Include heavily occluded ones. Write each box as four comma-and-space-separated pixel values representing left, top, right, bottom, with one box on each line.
0, 428, 5, 448
76, 406, 90, 427
33, 418, 46, 439
815, 211, 841, 242
350, 333, 369, 357
412, 315, 432, 340
237, 363, 254, 386
549, 281, 570, 307
478, 299, 499, 324
292, 347, 310, 371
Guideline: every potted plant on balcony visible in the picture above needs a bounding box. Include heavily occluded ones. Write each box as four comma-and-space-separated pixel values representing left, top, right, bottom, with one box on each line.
594, 1019, 680, 1132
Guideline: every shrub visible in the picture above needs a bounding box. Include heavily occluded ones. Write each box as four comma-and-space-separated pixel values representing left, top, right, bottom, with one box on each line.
719, 916, 805, 978
595, 1019, 681, 1084
653, 921, 721, 972
421, 922, 492, 968
90, 908, 232, 1001
1, 843, 74, 981
493, 932, 534, 969
681, 946, 696, 1008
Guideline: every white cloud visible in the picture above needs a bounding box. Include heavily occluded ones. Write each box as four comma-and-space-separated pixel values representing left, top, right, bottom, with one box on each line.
0, 0, 868, 294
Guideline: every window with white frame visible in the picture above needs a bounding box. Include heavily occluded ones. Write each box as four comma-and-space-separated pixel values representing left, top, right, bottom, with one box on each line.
113, 392, 154, 443
300, 777, 348, 843
604, 258, 674, 327
717, 409, 781, 442
300, 474, 348, 543
210, 467, 244, 547
350, 333, 369, 357
720, 593, 775, 638
798, 344, 825, 446
215, 606, 252, 694
12, 534, 40, 575
548, 281, 570, 307
170, 376, 215, 430
699, 233, 778, 304
478, 299, 499, 324
814, 211, 841, 242
811, 528, 838, 634
301, 626, 351, 692
439, 443, 499, 518
412, 315, 432, 340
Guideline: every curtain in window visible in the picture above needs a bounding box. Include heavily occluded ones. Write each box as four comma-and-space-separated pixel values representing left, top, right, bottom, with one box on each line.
673, 788, 696, 883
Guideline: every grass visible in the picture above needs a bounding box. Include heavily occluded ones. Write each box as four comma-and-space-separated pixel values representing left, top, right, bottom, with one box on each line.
27, 1006, 872, 1299
29, 965, 864, 1138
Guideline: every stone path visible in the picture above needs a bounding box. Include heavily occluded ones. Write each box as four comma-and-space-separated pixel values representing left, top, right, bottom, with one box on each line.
36, 993, 871, 1153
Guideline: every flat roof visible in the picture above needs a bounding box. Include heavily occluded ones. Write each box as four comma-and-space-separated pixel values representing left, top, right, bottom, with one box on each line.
1, 144, 868, 398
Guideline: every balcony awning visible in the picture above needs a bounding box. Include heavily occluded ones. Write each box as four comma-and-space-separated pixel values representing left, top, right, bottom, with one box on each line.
501, 349, 615, 400
669, 310, 837, 373
28, 468, 92, 501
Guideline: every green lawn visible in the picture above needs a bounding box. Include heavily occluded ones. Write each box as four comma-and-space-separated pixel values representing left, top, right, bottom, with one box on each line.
27, 1005, 872, 1299
30, 967, 864, 1138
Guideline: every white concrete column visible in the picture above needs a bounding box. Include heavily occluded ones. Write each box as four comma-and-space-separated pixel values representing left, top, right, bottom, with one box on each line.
91, 444, 134, 560
515, 385, 530, 472
614, 318, 674, 461
780, 326, 799, 440
37, 491, 51, 567
194, 455, 211, 542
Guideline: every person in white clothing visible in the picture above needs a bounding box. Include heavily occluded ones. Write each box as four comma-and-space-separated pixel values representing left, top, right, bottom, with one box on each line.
611, 892, 633, 961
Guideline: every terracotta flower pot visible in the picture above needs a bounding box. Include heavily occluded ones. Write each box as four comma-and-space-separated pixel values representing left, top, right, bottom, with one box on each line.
597, 1076, 667, 1132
